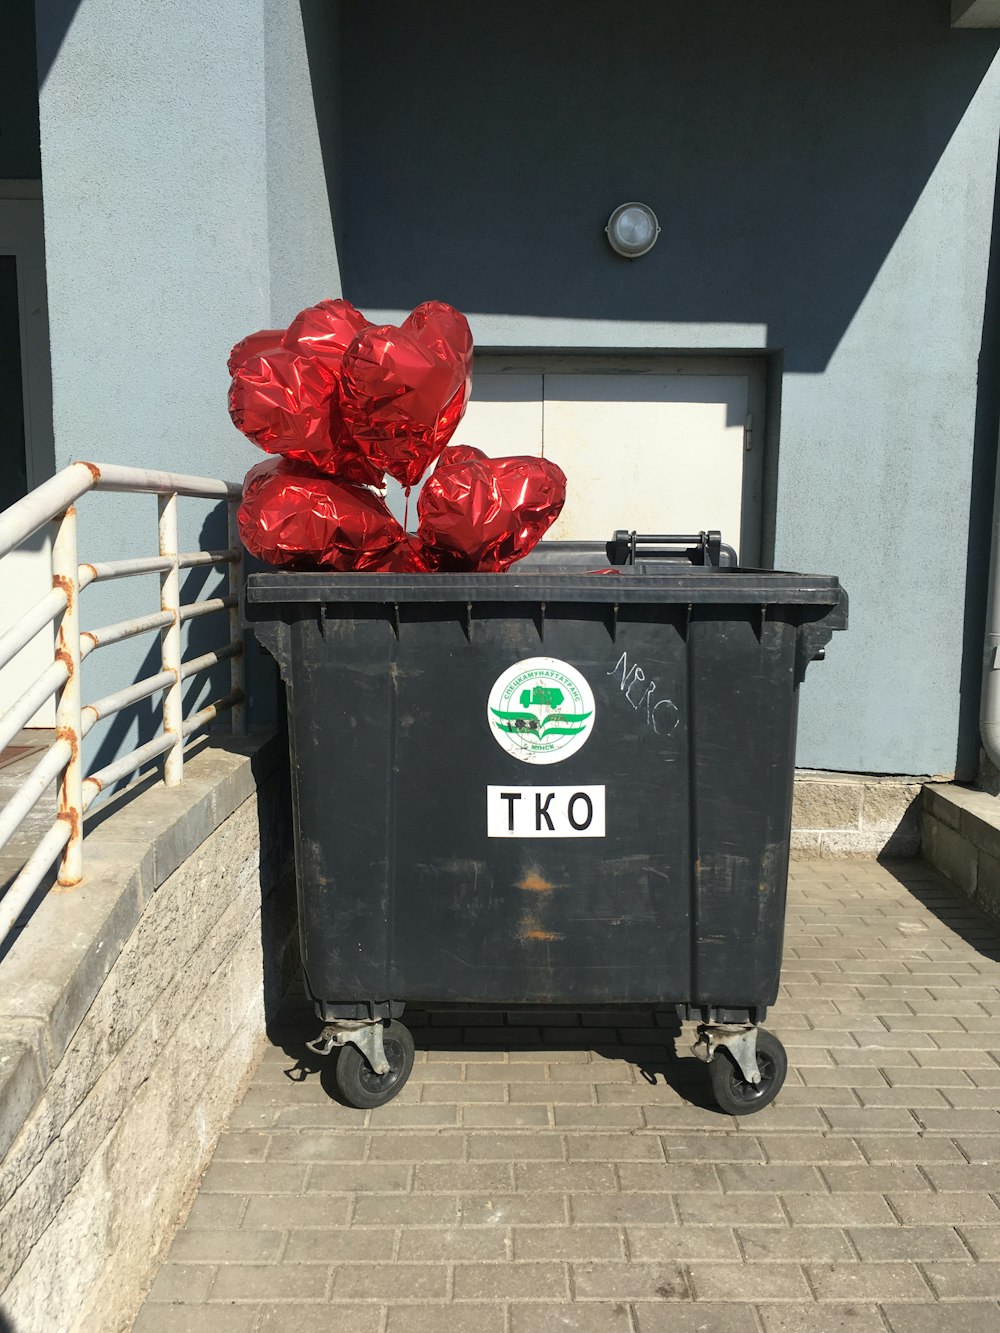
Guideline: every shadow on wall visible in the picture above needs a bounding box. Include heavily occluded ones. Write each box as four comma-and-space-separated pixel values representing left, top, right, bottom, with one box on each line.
331, 0, 1000, 375
33, 0, 85, 83
83, 503, 279, 793
958, 128, 1000, 779
84, 570, 227, 789
299, 0, 345, 264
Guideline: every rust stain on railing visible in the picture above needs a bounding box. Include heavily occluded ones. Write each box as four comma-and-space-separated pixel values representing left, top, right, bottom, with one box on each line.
54, 809, 82, 886
52, 573, 75, 608
54, 726, 79, 762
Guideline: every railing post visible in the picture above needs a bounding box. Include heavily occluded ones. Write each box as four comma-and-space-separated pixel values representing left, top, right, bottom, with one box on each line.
53, 506, 83, 886
227, 499, 246, 735
158, 492, 183, 786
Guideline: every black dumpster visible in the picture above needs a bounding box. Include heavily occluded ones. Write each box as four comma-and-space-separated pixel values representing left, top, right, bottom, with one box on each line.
246, 533, 847, 1113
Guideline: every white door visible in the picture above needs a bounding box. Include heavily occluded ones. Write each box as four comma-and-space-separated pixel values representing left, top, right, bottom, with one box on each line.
0, 196, 56, 725
459, 356, 766, 563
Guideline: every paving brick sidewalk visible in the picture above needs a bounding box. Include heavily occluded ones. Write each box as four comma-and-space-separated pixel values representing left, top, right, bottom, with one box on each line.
133, 859, 1000, 1332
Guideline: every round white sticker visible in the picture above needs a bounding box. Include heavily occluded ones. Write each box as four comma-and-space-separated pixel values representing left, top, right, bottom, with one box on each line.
487, 657, 596, 765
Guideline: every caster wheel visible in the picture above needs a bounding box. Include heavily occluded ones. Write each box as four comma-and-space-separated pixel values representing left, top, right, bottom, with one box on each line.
709, 1028, 787, 1116
334, 1020, 414, 1109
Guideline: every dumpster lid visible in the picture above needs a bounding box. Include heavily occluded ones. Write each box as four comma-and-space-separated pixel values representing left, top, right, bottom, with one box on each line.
245, 567, 846, 611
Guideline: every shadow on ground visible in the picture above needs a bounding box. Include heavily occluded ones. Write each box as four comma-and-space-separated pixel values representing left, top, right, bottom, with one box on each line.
878, 856, 1000, 963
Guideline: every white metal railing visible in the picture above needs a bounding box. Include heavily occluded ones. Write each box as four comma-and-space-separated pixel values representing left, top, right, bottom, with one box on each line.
0, 460, 246, 945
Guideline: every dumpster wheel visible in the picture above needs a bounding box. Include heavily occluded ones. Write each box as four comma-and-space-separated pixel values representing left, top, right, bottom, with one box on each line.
708, 1028, 787, 1116
334, 1020, 415, 1110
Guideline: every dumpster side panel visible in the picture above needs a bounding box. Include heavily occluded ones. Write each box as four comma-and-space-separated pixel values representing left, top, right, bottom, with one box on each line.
687, 610, 798, 1010
286, 611, 395, 1000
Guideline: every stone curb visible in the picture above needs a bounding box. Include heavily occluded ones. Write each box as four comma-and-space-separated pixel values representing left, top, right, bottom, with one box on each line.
0, 732, 279, 1161
922, 782, 1000, 921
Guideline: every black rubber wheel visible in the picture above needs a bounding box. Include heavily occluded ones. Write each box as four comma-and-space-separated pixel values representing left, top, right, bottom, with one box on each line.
708, 1028, 787, 1116
334, 1020, 415, 1110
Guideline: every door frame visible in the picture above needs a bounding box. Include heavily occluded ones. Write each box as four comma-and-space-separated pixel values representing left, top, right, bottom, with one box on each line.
473, 353, 768, 566
0, 192, 56, 724
0, 194, 54, 491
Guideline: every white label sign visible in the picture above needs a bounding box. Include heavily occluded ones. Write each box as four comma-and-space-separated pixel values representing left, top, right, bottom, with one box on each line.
487, 785, 606, 838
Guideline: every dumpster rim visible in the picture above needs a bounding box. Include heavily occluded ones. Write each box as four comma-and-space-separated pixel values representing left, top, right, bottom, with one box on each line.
245, 569, 847, 609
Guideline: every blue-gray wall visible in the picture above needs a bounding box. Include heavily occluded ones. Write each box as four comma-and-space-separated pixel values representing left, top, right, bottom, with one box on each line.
33, 0, 344, 771
26, 0, 1000, 780
336, 0, 1000, 779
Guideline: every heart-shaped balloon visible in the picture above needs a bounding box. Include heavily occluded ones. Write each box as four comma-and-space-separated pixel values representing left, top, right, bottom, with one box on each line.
282, 298, 369, 362
281, 299, 376, 479
417, 445, 567, 572
238, 457, 425, 571
339, 301, 473, 488
229, 346, 383, 487
227, 328, 283, 377
366, 534, 431, 573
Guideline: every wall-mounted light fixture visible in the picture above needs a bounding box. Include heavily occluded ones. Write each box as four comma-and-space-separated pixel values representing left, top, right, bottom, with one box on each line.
606, 202, 660, 259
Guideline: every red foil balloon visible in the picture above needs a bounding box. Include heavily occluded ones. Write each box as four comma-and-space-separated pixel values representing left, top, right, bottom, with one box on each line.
365, 535, 431, 574
238, 457, 423, 571
227, 328, 283, 377
417, 446, 567, 572
282, 298, 369, 362
339, 301, 473, 488
281, 298, 377, 481
281, 443, 383, 487
229, 347, 383, 486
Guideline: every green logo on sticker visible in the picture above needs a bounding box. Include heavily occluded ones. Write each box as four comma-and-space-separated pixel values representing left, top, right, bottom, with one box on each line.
487, 657, 596, 766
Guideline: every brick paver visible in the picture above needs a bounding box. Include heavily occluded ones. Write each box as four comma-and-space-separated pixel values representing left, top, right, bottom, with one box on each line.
132, 859, 1000, 1332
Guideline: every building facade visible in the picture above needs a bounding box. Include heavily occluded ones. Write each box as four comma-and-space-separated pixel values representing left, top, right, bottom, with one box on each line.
4, 0, 1000, 785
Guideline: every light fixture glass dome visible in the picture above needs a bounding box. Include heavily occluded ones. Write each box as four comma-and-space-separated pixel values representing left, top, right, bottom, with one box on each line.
606, 202, 660, 258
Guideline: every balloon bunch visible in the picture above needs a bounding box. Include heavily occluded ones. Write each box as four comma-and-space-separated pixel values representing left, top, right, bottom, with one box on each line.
229, 299, 566, 573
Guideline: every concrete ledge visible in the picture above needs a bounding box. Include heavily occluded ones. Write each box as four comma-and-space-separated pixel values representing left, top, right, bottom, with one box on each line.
0, 1038, 45, 1162
922, 782, 1000, 919
922, 782, 963, 830
791, 771, 923, 857
0, 731, 296, 1333
0, 734, 280, 1085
